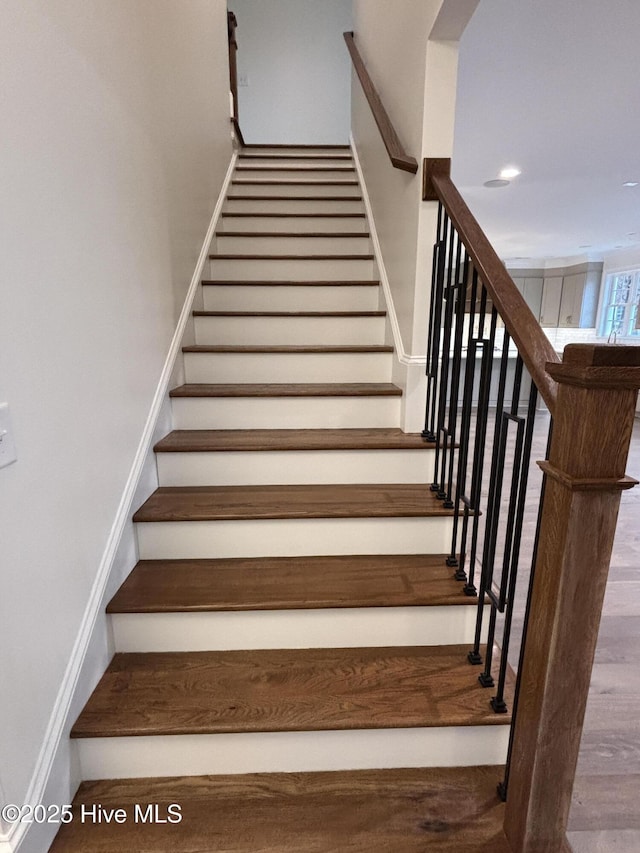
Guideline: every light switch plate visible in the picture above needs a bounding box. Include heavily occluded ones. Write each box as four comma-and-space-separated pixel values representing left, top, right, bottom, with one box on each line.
238, 72, 249, 87
0, 403, 17, 469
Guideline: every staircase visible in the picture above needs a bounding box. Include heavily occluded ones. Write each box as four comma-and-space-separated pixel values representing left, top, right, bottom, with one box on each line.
51, 146, 513, 851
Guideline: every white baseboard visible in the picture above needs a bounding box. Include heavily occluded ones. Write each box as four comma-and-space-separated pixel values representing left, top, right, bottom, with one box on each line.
350, 134, 409, 365
350, 136, 427, 432
11, 151, 238, 853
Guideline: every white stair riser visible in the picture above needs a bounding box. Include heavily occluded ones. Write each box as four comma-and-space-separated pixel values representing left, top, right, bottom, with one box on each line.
219, 216, 367, 233
112, 606, 488, 653
216, 235, 371, 254
224, 199, 364, 214
76, 726, 510, 780
237, 158, 354, 168
208, 258, 375, 282
183, 352, 393, 384
202, 284, 379, 312
156, 449, 435, 486
136, 517, 453, 560
170, 396, 401, 430
235, 169, 357, 181
218, 215, 367, 234
194, 315, 385, 346
240, 147, 352, 157
229, 183, 359, 198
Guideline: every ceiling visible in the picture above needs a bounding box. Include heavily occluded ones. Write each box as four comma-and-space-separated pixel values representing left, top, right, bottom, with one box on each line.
452, 0, 640, 265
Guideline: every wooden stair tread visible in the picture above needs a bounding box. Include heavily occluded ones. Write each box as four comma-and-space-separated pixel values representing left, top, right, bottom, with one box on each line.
154, 428, 431, 452
50, 766, 510, 852
181, 345, 393, 354
71, 645, 512, 738
227, 195, 363, 201
221, 212, 366, 218
235, 166, 357, 172
239, 152, 354, 159
209, 253, 375, 260
132, 484, 454, 523
242, 144, 352, 149
201, 279, 379, 286
193, 310, 386, 317
169, 383, 402, 398
216, 231, 370, 237
231, 180, 360, 186
107, 555, 475, 613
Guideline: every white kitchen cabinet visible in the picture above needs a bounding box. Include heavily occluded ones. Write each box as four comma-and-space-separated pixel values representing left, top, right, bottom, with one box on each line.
540, 276, 563, 327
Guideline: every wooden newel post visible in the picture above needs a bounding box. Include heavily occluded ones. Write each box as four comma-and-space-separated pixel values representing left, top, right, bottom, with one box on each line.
504, 344, 640, 853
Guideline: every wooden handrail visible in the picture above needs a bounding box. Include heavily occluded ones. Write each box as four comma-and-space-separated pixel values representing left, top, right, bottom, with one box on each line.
424, 159, 560, 413
344, 32, 418, 175
228, 11, 245, 147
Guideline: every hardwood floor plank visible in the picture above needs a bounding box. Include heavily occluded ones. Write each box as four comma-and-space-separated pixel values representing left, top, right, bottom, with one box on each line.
132, 484, 454, 523
154, 428, 433, 453
106, 554, 474, 613
49, 766, 511, 853
71, 645, 512, 738
570, 774, 640, 831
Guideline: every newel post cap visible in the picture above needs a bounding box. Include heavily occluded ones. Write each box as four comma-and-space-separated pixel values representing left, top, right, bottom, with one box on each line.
546, 343, 640, 390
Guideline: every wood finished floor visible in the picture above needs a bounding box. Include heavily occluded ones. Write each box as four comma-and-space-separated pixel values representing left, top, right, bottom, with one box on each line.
107, 554, 477, 613
132, 483, 454, 523
71, 645, 512, 739
168, 382, 401, 398
49, 766, 511, 853
153, 427, 433, 453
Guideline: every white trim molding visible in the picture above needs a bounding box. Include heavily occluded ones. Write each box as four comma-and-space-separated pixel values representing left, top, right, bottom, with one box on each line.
350, 135, 427, 367
10, 152, 237, 853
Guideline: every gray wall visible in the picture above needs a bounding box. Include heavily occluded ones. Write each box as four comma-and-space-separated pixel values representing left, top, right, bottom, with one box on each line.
231, 0, 352, 143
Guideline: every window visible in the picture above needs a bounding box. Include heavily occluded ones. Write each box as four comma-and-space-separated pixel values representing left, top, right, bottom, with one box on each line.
599, 269, 640, 338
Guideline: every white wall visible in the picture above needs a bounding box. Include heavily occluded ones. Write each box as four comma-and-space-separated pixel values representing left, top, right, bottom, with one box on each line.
351, 0, 439, 352
0, 1, 232, 847
350, 0, 477, 428
231, 0, 352, 143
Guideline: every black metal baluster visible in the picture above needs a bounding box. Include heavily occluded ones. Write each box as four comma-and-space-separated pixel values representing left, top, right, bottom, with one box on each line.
469, 326, 511, 668
437, 238, 463, 501
491, 375, 539, 714
462, 294, 497, 595
423, 206, 448, 442
442, 251, 470, 511
498, 416, 554, 801
430, 225, 457, 494
448, 266, 479, 574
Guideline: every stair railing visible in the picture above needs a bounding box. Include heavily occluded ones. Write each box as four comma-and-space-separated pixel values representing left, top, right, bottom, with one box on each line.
344, 32, 418, 174
423, 159, 640, 853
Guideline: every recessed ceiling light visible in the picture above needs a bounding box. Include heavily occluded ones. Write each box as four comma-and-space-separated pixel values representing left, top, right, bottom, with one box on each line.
484, 179, 510, 188
499, 166, 521, 180
623, 181, 639, 187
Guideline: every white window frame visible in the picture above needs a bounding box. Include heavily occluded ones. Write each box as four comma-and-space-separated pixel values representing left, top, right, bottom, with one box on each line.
597, 268, 640, 339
